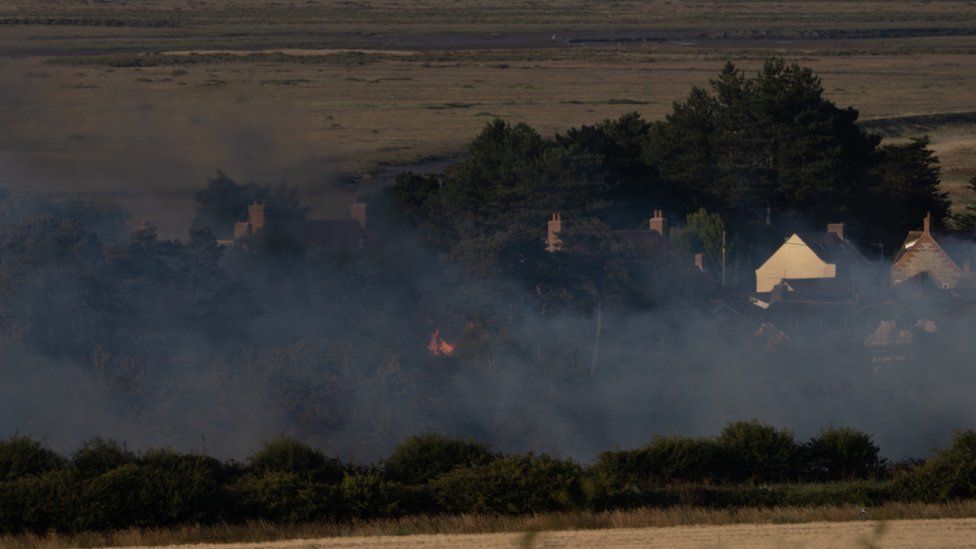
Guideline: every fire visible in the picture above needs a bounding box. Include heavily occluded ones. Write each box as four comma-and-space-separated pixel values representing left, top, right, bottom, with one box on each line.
427, 329, 456, 357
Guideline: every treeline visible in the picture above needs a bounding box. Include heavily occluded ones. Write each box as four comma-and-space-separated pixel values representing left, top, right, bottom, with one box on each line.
393, 58, 961, 298
3, 423, 976, 534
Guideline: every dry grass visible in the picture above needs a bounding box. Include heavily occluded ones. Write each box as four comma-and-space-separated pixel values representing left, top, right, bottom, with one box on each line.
6, 501, 976, 549
2, 1, 976, 235
4, 1, 976, 34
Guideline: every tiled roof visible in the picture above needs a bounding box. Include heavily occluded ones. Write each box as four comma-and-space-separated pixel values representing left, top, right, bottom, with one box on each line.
277, 219, 366, 250
795, 232, 869, 267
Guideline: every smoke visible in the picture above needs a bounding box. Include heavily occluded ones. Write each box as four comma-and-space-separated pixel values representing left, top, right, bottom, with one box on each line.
2, 185, 975, 462
0, 58, 343, 238
3, 58, 976, 464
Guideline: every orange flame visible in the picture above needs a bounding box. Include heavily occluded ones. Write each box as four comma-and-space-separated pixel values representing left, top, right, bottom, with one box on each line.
427, 329, 456, 357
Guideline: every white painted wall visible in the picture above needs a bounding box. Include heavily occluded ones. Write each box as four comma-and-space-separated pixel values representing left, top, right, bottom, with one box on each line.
755, 234, 837, 293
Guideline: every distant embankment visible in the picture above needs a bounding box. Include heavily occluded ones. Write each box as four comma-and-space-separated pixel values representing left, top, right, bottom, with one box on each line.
862, 110, 976, 136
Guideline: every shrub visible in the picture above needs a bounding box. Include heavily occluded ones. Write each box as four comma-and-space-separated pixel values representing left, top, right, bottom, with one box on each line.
0, 469, 80, 534
430, 454, 582, 514
592, 436, 722, 489
716, 421, 799, 483
669, 480, 892, 507
137, 449, 235, 525
230, 471, 340, 522
384, 434, 494, 485
79, 463, 157, 529
340, 470, 428, 518
72, 438, 136, 478
802, 428, 883, 481
895, 431, 976, 502
0, 436, 67, 480
248, 437, 345, 484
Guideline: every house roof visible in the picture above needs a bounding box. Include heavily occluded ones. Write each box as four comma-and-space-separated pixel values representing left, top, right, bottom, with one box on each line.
277, 219, 366, 250
895, 230, 975, 268
794, 232, 869, 268
773, 277, 856, 303
614, 228, 668, 250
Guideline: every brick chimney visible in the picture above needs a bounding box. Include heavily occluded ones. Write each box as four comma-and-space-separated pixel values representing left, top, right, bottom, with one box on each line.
233, 221, 252, 239
827, 223, 845, 241
248, 202, 266, 234
649, 210, 668, 239
350, 201, 367, 229
923, 212, 932, 235
546, 212, 563, 253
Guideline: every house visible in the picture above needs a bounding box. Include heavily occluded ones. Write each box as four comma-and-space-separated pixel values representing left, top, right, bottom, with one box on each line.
891, 213, 973, 290
545, 210, 707, 273
754, 223, 870, 295
544, 210, 713, 303
230, 201, 368, 252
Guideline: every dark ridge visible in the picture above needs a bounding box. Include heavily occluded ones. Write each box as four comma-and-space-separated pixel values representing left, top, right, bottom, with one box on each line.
0, 17, 181, 28
705, 27, 976, 40
567, 36, 667, 45
861, 110, 976, 135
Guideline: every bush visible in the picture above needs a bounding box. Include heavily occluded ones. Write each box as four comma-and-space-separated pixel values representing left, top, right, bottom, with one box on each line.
79, 463, 157, 529
895, 431, 976, 502
0, 436, 67, 481
802, 428, 883, 481
0, 469, 80, 534
137, 449, 235, 525
716, 421, 799, 483
340, 471, 426, 518
669, 481, 891, 508
230, 471, 340, 523
248, 437, 345, 484
384, 434, 494, 485
430, 454, 582, 514
592, 436, 723, 490
72, 438, 136, 478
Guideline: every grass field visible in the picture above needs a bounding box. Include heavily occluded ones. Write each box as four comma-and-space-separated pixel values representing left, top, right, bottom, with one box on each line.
2, 1, 976, 234
129, 519, 976, 549
7, 501, 976, 548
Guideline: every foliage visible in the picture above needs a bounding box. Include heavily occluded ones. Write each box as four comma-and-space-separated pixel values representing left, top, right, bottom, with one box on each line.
248, 437, 345, 484
866, 137, 950, 250
192, 171, 308, 238
430, 454, 583, 514
716, 421, 800, 482
0, 425, 972, 534
669, 208, 725, 271
593, 436, 724, 490
0, 436, 67, 481
895, 431, 976, 501
72, 438, 136, 478
384, 434, 494, 485
802, 428, 883, 482
951, 175, 976, 230
643, 59, 948, 249
231, 471, 340, 523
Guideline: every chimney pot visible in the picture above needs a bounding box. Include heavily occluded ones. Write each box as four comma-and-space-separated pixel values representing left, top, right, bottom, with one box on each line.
546, 212, 563, 252
248, 203, 266, 234
233, 221, 252, 239
649, 210, 668, 238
